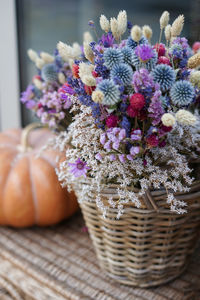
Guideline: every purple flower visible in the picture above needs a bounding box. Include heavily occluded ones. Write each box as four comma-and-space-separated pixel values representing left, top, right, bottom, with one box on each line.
113, 141, 120, 150
118, 154, 126, 163
61, 85, 75, 95
172, 37, 189, 50
100, 33, 115, 48
26, 99, 36, 109
127, 154, 133, 161
68, 158, 90, 177
20, 85, 34, 104
148, 90, 164, 125
130, 146, 140, 156
109, 154, 116, 161
104, 141, 112, 150
61, 94, 72, 109
118, 128, 126, 140
100, 133, 106, 145
131, 129, 142, 141
135, 45, 154, 62
132, 68, 155, 93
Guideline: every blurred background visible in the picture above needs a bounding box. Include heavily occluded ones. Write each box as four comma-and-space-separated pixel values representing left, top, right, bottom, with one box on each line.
0, 0, 200, 130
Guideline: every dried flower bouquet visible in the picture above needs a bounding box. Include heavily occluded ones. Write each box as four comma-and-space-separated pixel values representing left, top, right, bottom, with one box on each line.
21, 9, 200, 287
54, 10, 200, 218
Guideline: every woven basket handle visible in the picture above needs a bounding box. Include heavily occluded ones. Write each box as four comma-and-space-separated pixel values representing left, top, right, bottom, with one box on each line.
143, 189, 159, 212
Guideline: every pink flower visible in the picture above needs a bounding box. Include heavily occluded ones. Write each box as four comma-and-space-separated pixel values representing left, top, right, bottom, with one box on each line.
158, 56, 171, 65
192, 41, 200, 53
154, 43, 165, 57
106, 115, 119, 128
68, 158, 90, 177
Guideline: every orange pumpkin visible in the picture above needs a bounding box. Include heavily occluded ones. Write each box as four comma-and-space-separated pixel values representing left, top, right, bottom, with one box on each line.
0, 123, 78, 227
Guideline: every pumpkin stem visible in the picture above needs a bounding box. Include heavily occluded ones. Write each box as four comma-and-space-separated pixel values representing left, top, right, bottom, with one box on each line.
20, 122, 47, 152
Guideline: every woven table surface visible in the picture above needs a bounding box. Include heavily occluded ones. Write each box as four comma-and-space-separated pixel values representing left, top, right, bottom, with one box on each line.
0, 212, 199, 300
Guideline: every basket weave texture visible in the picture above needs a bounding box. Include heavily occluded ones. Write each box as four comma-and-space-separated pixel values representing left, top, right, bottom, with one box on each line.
78, 180, 200, 287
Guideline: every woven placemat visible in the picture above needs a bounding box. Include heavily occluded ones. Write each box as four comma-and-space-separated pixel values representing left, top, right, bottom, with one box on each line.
0, 212, 199, 300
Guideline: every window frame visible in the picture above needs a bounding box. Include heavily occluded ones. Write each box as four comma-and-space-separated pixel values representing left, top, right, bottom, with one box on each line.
0, 0, 21, 131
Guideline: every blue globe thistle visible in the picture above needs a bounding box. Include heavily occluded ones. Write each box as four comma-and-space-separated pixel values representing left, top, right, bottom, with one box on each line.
41, 64, 57, 82
160, 95, 169, 109
97, 79, 120, 106
132, 49, 157, 71
169, 43, 183, 56
126, 36, 147, 50
103, 48, 123, 69
170, 80, 195, 107
152, 64, 176, 91
121, 47, 134, 65
110, 63, 133, 85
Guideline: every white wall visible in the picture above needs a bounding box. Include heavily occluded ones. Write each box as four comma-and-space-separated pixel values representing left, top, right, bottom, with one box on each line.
0, 0, 21, 130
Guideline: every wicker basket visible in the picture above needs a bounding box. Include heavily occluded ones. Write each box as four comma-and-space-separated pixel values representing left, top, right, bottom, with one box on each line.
77, 180, 200, 287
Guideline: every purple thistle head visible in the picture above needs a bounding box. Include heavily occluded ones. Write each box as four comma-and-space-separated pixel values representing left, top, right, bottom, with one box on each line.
135, 44, 154, 62
100, 33, 115, 48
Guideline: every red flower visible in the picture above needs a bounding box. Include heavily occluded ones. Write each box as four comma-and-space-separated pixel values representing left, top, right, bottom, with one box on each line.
127, 105, 138, 117
158, 56, 171, 65
84, 85, 95, 95
72, 64, 79, 78
130, 93, 145, 110
92, 70, 99, 77
106, 115, 119, 128
38, 103, 43, 109
192, 42, 200, 54
146, 134, 159, 147
154, 43, 165, 57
